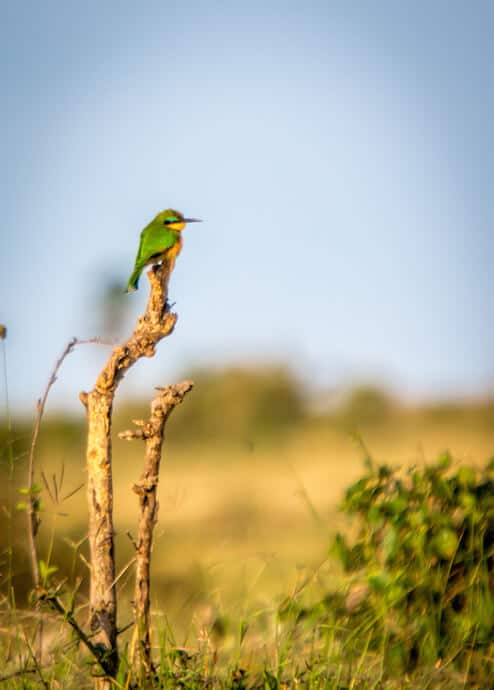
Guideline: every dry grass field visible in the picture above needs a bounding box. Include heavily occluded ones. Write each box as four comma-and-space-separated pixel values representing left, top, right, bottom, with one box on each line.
26, 406, 494, 642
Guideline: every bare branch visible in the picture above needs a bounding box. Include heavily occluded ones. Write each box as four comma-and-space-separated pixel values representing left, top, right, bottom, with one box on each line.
118, 428, 145, 441
82, 262, 180, 685
120, 380, 193, 676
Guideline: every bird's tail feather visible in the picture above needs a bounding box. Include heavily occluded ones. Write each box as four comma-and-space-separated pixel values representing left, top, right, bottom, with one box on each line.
126, 267, 142, 292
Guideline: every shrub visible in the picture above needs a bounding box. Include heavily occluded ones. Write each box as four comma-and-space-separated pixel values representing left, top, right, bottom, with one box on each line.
301, 454, 494, 685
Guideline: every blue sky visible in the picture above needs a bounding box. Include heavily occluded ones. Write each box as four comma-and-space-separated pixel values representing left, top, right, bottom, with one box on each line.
1, 1, 493, 412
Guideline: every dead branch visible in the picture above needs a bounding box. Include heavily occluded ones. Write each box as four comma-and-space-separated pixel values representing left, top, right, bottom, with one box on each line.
81, 262, 178, 684
36, 590, 115, 678
118, 380, 193, 677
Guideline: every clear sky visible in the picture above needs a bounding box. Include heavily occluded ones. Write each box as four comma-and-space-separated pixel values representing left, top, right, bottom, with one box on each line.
1, 0, 493, 412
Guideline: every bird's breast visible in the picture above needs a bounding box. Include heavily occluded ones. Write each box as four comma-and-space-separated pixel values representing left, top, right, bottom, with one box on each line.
165, 234, 183, 261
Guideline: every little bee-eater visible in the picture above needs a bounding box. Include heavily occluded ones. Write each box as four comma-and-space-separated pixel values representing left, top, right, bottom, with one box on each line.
126, 209, 201, 292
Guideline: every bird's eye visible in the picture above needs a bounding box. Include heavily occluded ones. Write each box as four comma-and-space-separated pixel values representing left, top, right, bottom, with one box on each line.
164, 217, 179, 225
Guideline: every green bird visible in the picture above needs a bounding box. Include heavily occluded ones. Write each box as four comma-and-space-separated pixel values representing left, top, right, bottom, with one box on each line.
126, 208, 201, 292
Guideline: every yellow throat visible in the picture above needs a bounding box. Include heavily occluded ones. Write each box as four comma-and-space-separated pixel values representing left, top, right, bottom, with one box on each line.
167, 220, 186, 231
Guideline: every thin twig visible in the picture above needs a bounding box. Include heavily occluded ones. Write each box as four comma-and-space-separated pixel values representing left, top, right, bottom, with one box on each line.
0, 667, 38, 684
23, 634, 49, 690
37, 591, 115, 677
25, 336, 112, 663
126, 531, 138, 551
62, 482, 86, 502
26, 336, 112, 589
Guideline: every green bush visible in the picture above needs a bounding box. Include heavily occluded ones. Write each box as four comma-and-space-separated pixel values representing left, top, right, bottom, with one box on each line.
331, 454, 494, 683
287, 454, 494, 686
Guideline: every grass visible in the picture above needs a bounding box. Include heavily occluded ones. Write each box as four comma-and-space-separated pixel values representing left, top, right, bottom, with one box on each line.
1, 364, 494, 686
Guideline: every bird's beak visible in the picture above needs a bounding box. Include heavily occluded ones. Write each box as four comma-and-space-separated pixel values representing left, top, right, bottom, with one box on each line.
184, 218, 202, 223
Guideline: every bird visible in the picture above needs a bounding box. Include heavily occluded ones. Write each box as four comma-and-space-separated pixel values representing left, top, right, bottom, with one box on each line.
126, 209, 201, 292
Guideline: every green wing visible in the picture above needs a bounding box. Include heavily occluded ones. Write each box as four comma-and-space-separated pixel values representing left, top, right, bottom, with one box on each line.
127, 223, 178, 292
136, 223, 178, 267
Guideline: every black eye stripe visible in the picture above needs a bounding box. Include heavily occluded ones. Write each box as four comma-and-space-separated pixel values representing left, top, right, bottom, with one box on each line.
164, 217, 180, 225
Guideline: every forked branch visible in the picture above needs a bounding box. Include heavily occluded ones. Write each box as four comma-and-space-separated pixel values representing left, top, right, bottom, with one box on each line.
81, 262, 178, 685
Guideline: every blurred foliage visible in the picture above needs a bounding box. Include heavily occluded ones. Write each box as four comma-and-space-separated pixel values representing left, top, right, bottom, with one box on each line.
3, 369, 494, 452
336, 385, 396, 427
420, 398, 494, 430
0, 417, 85, 473
286, 455, 494, 686
165, 366, 305, 443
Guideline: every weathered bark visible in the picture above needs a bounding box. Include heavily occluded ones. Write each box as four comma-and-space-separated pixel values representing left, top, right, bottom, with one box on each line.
82, 392, 118, 684
80, 263, 178, 685
119, 381, 193, 677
